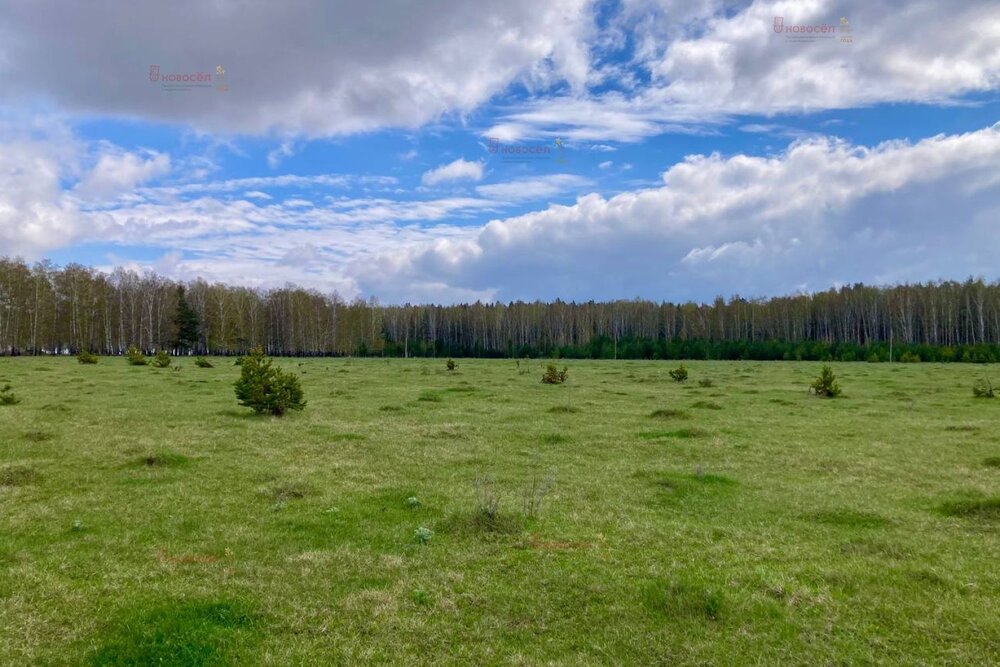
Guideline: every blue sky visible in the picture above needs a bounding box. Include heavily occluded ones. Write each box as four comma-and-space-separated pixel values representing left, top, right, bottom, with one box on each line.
2, 0, 1000, 304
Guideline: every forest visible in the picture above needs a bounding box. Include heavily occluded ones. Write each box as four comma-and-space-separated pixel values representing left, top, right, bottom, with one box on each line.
1, 256, 999, 362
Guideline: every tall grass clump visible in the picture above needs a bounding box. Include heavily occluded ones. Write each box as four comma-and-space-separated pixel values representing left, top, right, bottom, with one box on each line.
195, 356, 214, 368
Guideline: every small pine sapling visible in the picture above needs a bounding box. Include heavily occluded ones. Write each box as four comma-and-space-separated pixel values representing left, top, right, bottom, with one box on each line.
151, 350, 171, 368
541, 363, 568, 384
125, 346, 147, 366
77, 349, 98, 364
669, 364, 689, 382
810, 365, 841, 398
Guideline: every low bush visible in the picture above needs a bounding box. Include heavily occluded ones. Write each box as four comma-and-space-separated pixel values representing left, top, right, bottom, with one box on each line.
77, 349, 99, 364
972, 378, 995, 399
234, 347, 306, 416
697, 378, 713, 387
541, 363, 568, 385
810, 365, 841, 398
195, 356, 214, 368
151, 350, 171, 368
446, 358, 457, 372
125, 346, 146, 366
669, 364, 689, 383
0, 384, 20, 406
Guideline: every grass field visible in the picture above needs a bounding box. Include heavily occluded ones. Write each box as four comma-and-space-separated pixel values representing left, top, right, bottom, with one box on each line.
1, 357, 998, 665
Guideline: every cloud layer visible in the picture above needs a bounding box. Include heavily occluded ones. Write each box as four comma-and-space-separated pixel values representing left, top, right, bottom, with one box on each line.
0, 0, 591, 137
357, 124, 1000, 301
1, 1, 999, 305
488, 0, 1000, 140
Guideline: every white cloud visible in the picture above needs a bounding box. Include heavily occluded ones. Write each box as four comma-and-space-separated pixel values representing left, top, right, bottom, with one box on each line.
0, 138, 82, 256
243, 190, 272, 200
140, 173, 396, 200
267, 141, 296, 168
74, 149, 170, 200
355, 123, 1000, 302
488, 0, 1000, 141
475, 174, 593, 201
421, 158, 484, 186
599, 160, 613, 169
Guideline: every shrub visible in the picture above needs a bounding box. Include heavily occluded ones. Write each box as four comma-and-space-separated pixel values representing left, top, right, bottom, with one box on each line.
899, 351, 921, 363
0, 384, 20, 406
668, 364, 689, 383
697, 378, 714, 388
125, 346, 146, 366
195, 356, 214, 368
446, 358, 457, 372
234, 347, 306, 416
414, 527, 434, 544
77, 349, 99, 364
151, 350, 171, 368
973, 378, 995, 399
810, 365, 841, 398
541, 363, 568, 385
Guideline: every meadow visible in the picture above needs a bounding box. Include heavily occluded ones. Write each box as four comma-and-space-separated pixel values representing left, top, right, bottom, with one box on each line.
1, 357, 998, 665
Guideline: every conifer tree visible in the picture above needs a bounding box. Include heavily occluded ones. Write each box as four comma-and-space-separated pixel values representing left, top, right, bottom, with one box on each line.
173, 286, 200, 352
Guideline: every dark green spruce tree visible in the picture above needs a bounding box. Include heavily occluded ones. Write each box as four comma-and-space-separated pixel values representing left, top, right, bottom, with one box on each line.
173, 286, 200, 353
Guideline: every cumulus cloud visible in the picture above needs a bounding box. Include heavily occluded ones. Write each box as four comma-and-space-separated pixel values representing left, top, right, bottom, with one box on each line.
355, 123, 1000, 302
0, 119, 87, 256
421, 158, 485, 186
0, 139, 82, 256
74, 149, 170, 200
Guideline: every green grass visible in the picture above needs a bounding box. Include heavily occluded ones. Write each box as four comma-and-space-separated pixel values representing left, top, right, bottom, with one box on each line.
1, 358, 999, 664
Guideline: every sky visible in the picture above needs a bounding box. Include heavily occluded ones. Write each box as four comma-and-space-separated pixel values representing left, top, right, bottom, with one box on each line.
1, 0, 999, 304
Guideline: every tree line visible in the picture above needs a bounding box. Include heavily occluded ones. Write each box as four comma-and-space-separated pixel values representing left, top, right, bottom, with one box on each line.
1, 256, 999, 362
